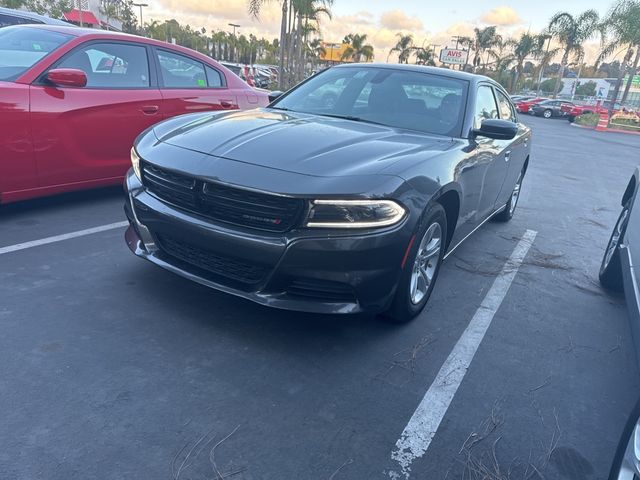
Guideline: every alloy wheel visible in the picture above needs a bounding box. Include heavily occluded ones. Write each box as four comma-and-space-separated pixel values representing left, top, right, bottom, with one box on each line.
603, 206, 629, 272
410, 222, 442, 305
509, 174, 522, 216
543, 109, 552, 118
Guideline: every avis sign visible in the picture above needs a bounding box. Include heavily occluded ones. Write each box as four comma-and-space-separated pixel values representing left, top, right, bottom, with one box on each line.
439, 48, 469, 65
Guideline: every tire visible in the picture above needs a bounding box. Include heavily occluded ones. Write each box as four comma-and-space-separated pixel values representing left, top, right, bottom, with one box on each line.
607, 398, 640, 480
543, 109, 553, 118
494, 170, 524, 222
599, 202, 630, 291
567, 115, 576, 123
383, 203, 447, 323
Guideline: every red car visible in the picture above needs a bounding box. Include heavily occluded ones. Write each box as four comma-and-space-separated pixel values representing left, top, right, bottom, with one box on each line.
561, 101, 623, 122
1, 25, 269, 204
515, 97, 547, 114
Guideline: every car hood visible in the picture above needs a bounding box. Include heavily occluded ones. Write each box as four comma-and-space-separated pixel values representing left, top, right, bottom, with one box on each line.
151, 109, 456, 177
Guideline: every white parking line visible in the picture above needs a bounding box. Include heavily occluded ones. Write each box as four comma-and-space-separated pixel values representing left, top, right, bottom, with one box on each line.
389, 229, 538, 479
0, 221, 129, 256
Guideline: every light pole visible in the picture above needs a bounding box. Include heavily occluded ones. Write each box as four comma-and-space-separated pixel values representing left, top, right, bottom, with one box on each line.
132, 3, 148, 35
228, 23, 240, 62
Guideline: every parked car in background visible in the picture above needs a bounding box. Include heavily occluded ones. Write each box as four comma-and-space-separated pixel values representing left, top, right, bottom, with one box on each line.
510, 95, 535, 103
124, 64, 531, 323
515, 97, 547, 114
600, 168, 640, 479
0, 6, 71, 28
531, 99, 574, 118
562, 101, 624, 122
0, 25, 268, 204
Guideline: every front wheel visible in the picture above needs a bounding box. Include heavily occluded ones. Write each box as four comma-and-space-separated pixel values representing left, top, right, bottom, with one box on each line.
383, 204, 447, 323
543, 109, 553, 118
567, 115, 576, 123
599, 202, 630, 291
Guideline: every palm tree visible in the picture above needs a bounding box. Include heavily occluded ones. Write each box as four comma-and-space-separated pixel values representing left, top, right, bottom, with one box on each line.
472, 26, 502, 72
341, 33, 374, 62
506, 33, 542, 92
599, 0, 640, 107
249, 0, 289, 88
414, 47, 436, 66
457, 36, 474, 71
389, 34, 414, 64
547, 9, 600, 97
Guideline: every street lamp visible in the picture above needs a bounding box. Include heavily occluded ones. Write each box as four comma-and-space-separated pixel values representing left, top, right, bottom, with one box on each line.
228, 23, 240, 62
132, 3, 148, 35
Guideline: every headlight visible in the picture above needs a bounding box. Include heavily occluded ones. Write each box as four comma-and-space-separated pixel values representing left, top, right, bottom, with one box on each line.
305, 199, 406, 228
131, 147, 141, 180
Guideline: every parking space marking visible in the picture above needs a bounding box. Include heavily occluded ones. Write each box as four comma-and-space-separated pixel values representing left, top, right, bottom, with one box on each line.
389, 229, 538, 479
0, 221, 129, 256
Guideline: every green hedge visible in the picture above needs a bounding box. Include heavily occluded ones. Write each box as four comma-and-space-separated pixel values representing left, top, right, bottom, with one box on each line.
576, 113, 599, 127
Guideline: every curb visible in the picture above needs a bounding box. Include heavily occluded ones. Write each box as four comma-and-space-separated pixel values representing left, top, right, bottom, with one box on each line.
569, 122, 640, 136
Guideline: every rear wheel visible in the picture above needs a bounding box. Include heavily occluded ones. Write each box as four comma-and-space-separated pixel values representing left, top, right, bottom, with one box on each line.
608, 398, 640, 480
599, 202, 630, 291
494, 170, 524, 222
383, 204, 447, 323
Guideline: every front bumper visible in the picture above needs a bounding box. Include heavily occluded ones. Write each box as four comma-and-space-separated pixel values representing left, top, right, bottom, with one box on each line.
123, 169, 412, 314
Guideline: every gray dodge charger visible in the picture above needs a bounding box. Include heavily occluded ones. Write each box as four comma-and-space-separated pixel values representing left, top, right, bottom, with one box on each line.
124, 64, 532, 323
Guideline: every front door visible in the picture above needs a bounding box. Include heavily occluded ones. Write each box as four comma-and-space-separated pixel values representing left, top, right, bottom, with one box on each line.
30, 41, 163, 187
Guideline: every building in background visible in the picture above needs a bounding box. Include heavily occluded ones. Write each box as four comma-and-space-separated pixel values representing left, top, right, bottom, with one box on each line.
63, 0, 122, 30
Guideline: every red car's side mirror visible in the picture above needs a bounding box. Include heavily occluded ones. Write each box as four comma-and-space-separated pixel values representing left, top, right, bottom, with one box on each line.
46, 68, 87, 88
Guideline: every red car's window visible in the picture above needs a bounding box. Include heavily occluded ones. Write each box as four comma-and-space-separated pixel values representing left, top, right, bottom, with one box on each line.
156, 49, 208, 88
57, 43, 150, 88
0, 26, 72, 81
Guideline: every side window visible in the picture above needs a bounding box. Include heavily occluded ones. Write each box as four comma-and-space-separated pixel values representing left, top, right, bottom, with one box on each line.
157, 50, 207, 88
58, 43, 149, 88
474, 85, 499, 129
495, 89, 515, 122
205, 65, 225, 88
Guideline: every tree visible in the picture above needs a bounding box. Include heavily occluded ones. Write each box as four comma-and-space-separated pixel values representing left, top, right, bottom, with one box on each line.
506, 33, 542, 93
472, 26, 502, 72
414, 47, 436, 66
341, 33, 374, 62
599, 0, 640, 106
547, 9, 600, 97
389, 34, 414, 64
575, 80, 597, 96
540, 78, 563, 93
249, 0, 289, 89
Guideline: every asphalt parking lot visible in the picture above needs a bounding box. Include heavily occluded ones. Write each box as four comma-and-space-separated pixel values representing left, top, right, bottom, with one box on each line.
2, 115, 640, 480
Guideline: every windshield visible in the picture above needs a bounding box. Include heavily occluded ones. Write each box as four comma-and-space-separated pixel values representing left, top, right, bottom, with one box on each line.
271, 67, 469, 137
0, 27, 72, 81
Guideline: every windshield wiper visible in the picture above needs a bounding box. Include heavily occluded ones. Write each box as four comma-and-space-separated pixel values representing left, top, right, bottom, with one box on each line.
268, 106, 292, 111
316, 113, 387, 127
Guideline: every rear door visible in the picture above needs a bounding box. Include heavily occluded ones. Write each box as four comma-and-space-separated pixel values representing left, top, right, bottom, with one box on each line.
493, 88, 529, 206
474, 84, 511, 218
30, 40, 163, 186
153, 48, 238, 118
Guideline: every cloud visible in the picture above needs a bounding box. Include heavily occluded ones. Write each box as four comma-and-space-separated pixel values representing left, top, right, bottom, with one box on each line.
480, 6, 523, 26
380, 10, 423, 31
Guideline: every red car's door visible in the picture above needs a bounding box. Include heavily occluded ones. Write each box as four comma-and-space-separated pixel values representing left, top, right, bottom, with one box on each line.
29, 41, 163, 187
0, 81, 36, 199
153, 48, 239, 117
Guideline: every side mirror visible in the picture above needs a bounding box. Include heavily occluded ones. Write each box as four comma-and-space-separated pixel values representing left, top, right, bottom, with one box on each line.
46, 68, 87, 88
472, 119, 518, 140
268, 90, 284, 103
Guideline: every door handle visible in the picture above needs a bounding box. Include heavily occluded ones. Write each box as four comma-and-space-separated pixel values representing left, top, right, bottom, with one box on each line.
504, 150, 511, 162
141, 105, 159, 115
220, 100, 233, 109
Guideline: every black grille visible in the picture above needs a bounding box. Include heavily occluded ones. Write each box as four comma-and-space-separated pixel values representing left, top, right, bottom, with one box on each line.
286, 278, 356, 302
157, 234, 267, 284
141, 162, 304, 232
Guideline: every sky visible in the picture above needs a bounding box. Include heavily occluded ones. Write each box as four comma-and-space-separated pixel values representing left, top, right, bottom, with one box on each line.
143, 0, 616, 63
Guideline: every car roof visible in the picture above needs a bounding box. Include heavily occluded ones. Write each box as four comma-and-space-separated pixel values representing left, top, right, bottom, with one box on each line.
0, 6, 72, 26
8, 24, 226, 64
332, 63, 503, 89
